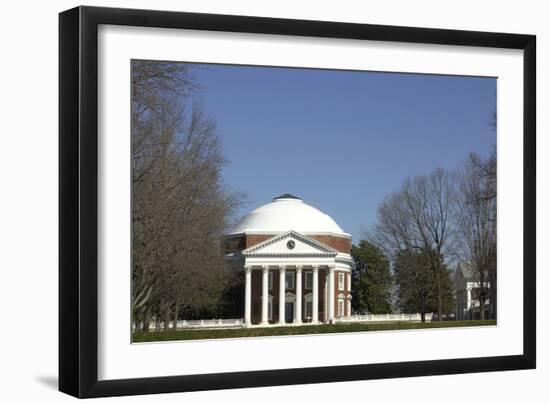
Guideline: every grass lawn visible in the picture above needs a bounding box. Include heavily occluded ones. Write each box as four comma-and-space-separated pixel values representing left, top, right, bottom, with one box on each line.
132, 320, 496, 343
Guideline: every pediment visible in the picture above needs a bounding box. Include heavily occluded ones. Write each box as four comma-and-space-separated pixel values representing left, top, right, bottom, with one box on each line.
242, 230, 337, 256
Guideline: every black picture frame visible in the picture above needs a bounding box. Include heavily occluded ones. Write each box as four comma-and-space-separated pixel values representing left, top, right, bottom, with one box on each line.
59, 5, 536, 398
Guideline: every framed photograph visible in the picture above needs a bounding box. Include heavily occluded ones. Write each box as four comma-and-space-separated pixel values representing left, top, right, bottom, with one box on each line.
59, 6, 536, 398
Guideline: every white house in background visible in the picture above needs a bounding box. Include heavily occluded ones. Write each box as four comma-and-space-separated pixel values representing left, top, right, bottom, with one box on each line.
224, 194, 353, 327
454, 262, 491, 320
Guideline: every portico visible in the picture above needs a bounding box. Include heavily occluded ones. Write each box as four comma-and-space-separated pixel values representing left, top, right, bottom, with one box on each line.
244, 264, 334, 326
240, 230, 352, 327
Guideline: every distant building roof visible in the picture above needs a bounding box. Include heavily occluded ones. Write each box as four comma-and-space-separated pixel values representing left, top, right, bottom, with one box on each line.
456, 262, 474, 279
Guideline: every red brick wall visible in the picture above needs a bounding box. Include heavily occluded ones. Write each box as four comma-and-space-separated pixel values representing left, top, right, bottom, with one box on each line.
224, 233, 351, 254
247, 234, 351, 253
245, 234, 272, 248
334, 270, 352, 317
310, 235, 351, 254
251, 269, 262, 324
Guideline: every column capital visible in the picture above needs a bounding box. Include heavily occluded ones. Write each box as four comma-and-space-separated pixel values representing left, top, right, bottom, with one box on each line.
262, 265, 270, 273
328, 265, 335, 272
312, 266, 319, 273
296, 265, 303, 273
279, 265, 286, 271
244, 265, 252, 273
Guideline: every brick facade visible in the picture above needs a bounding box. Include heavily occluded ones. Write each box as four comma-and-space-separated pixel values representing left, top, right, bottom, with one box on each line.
226, 232, 352, 325
247, 266, 351, 324
225, 233, 351, 254
250, 268, 331, 324
334, 270, 352, 317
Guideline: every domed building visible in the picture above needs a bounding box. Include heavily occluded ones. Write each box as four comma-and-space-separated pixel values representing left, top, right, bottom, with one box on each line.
225, 194, 353, 327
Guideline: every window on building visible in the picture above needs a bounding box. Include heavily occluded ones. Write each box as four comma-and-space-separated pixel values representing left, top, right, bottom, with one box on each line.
338, 298, 345, 317
285, 272, 294, 290
471, 287, 482, 301
305, 300, 313, 319
338, 273, 345, 291
268, 271, 273, 290
305, 271, 313, 289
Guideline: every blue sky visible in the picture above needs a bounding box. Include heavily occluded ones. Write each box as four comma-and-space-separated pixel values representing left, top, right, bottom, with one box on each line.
188, 63, 496, 242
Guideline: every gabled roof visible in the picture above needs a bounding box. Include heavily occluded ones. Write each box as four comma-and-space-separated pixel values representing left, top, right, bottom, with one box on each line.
456, 262, 474, 279
242, 230, 338, 256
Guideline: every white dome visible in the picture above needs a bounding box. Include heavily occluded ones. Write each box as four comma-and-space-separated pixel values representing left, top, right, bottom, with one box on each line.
229, 194, 349, 237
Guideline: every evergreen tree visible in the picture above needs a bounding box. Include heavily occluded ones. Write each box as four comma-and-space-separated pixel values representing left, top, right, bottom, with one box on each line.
351, 240, 393, 314
394, 248, 454, 321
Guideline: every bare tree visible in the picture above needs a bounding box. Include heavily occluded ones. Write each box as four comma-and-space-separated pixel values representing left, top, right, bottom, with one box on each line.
453, 153, 496, 320
371, 168, 455, 320
131, 60, 245, 331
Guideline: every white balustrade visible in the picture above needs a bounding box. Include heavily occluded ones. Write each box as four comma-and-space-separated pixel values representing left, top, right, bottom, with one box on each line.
134, 311, 434, 331
134, 318, 245, 331
335, 313, 434, 324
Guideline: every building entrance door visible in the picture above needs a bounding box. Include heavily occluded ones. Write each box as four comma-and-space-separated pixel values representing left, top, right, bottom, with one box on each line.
285, 302, 294, 323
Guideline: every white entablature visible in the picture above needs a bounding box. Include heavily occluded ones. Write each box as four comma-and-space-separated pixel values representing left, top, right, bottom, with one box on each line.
243, 230, 337, 255
242, 230, 352, 269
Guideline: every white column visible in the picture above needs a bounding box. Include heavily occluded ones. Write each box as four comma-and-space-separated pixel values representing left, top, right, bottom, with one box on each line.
466, 287, 472, 319
346, 298, 352, 318
244, 266, 252, 327
295, 266, 302, 324
312, 266, 319, 324
456, 290, 464, 320
261, 266, 269, 325
324, 271, 328, 322
328, 266, 335, 323
279, 266, 286, 324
